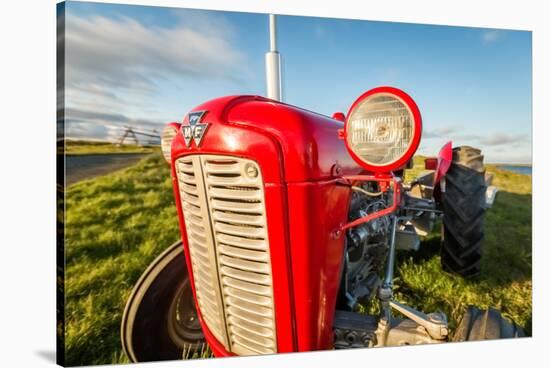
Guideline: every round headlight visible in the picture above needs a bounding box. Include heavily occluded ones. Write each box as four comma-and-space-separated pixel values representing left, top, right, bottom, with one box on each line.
161, 123, 179, 163
344, 86, 422, 172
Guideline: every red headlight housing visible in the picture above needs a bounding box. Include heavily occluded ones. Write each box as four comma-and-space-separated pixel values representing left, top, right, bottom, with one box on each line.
343, 86, 422, 173
161, 122, 181, 163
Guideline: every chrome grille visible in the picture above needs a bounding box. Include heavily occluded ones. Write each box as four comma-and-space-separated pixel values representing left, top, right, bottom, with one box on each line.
175, 156, 228, 347
175, 155, 277, 355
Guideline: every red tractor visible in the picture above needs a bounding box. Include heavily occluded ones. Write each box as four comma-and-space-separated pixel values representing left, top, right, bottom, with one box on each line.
120, 86, 523, 362
120, 15, 523, 363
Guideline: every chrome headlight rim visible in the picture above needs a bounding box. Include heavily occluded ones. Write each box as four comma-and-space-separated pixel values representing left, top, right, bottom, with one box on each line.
161, 123, 180, 163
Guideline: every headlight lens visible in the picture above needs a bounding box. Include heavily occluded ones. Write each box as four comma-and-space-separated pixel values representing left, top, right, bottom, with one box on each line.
346, 92, 416, 168
161, 125, 178, 163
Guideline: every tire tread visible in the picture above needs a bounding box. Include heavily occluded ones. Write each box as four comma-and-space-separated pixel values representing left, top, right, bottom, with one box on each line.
453, 307, 525, 341
441, 146, 486, 277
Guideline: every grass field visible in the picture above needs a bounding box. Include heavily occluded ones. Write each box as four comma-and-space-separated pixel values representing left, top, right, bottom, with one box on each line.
397, 158, 532, 333
65, 140, 156, 155
64, 152, 532, 366
65, 153, 178, 365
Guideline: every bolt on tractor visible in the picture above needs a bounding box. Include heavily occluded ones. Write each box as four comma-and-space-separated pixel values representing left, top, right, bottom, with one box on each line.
120, 15, 524, 363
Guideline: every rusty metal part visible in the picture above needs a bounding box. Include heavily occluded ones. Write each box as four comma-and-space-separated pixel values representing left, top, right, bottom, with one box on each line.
389, 300, 448, 341
333, 310, 378, 349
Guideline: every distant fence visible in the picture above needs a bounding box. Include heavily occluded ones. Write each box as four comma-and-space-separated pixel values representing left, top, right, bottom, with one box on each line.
64, 122, 162, 146
116, 126, 160, 146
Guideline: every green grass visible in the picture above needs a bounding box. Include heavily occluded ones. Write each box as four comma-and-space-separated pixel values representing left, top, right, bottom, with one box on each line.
396, 156, 532, 335
64, 153, 531, 366
65, 140, 156, 155
65, 153, 179, 366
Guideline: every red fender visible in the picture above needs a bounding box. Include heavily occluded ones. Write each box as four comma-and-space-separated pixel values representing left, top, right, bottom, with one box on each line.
434, 141, 452, 185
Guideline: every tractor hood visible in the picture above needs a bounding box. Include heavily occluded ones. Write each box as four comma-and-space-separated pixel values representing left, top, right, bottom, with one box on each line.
170, 95, 362, 183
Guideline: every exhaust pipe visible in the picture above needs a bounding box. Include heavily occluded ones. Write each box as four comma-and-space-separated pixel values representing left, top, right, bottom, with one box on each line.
265, 14, 282, 101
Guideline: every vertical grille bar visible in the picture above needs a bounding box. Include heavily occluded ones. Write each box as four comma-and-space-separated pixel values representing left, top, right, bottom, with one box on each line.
175, 155, 277, 355
175, 156, 229, 347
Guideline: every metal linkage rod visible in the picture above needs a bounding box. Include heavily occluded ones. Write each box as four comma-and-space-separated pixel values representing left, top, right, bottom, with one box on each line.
383, 216, 400, 290
378, 216, 401, 320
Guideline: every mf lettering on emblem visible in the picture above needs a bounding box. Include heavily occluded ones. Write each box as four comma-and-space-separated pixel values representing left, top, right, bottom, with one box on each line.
182, 110, 209, 147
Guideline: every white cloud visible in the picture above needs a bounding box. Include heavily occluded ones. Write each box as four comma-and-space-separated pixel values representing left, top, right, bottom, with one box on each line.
423, 126, 457, 138
65, 14, 245, 91
423, 125, 527, 148
419, 126, 531, 164
478, 133, 527, 146
482, 30, 501, 44
62, 12, 246, 140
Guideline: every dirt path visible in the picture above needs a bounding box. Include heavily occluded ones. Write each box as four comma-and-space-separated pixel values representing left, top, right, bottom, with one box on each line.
65, 153, 149, 186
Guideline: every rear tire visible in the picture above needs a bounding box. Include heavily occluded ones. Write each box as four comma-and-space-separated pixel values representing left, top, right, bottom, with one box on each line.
453, 306, 525, 341
441, 146, 486, 277
121, 241, 206, 362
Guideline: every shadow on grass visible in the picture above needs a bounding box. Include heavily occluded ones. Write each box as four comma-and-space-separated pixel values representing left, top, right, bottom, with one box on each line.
399, 190, 532, 288
394, 190, 532, 335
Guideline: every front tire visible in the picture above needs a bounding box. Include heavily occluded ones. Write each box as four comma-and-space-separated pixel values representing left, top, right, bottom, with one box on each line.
121, 241, 206, 362
441, 146, 486, 277
453, 307, 525, 341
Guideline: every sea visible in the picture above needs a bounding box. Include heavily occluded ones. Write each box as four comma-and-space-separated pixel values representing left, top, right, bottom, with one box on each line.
497, 165, 532, 175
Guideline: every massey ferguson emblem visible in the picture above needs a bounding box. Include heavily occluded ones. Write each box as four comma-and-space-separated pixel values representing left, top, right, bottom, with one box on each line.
182, 110, 209, 147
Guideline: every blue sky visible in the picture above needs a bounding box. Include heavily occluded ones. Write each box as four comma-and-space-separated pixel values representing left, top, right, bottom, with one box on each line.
62, 1, 532, 163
